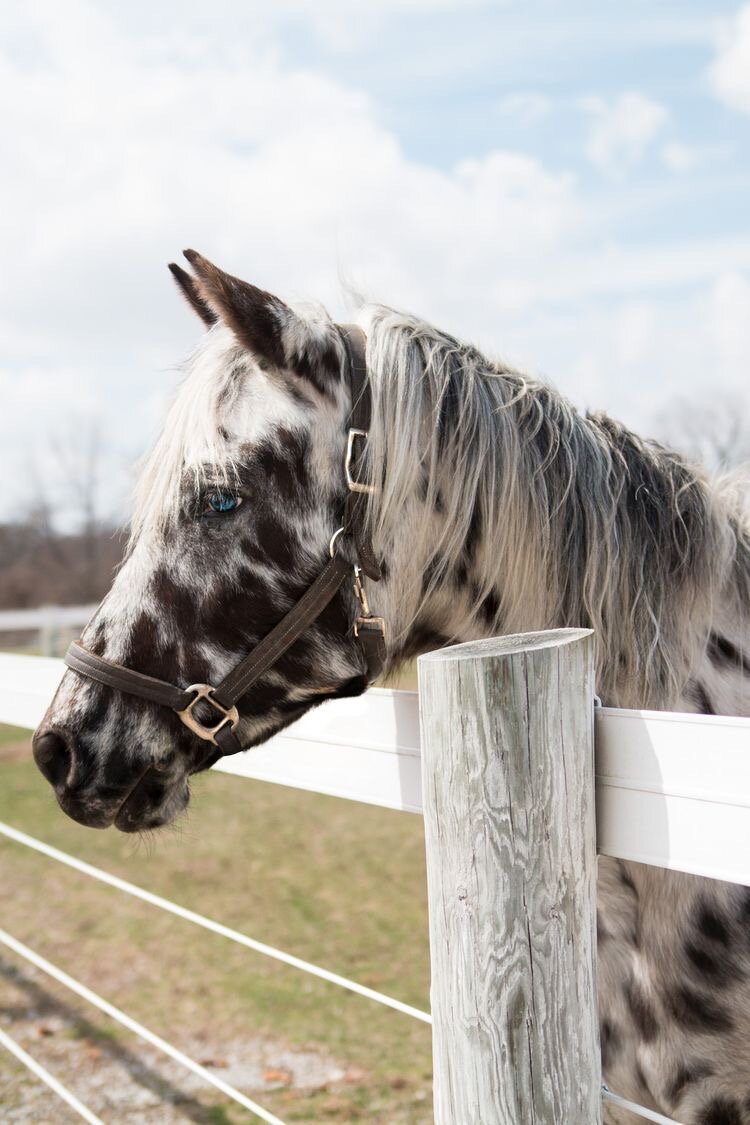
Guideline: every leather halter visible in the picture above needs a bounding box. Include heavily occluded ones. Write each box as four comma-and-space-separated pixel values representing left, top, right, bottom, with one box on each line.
64, 325, 386, 758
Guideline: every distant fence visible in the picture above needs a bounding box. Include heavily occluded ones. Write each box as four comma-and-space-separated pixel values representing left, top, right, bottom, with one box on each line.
0, 631, 748, 1123
0, 604, 96, 657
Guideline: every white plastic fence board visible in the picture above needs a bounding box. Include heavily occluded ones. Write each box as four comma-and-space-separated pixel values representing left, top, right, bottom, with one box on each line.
0, 654, 66, 728
0, 604, 96, 632
213, 687, 423, 813
0, 653, 747, 884
595, 706, 750, 886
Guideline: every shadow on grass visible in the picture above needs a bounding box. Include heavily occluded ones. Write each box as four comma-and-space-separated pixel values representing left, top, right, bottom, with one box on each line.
0, 954, 226, 1123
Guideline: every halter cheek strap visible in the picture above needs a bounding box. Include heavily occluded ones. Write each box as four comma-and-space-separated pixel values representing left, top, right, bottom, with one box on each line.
64, 325, 386, 757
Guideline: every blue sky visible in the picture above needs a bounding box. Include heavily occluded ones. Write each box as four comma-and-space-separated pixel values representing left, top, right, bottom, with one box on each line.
1, 1, 749, 523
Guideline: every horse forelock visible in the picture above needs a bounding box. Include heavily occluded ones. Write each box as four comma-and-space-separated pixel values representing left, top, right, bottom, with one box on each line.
129, 324, 315, 544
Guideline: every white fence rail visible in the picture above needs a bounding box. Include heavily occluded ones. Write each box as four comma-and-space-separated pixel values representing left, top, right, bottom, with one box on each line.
0, 927, 285, 1124
0, 604, 96, 656
2, 651, 748, 886
0, 638, 749, 1123
0, 605, 96, 633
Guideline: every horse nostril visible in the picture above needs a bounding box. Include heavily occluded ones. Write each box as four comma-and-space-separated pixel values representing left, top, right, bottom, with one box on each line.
32, 729, 73, 790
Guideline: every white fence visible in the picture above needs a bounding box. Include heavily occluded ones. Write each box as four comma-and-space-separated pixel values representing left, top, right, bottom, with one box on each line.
0, 634, 748, 1123
0, 604, 96, 656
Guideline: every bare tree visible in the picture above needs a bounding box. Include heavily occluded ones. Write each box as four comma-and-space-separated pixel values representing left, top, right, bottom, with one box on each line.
653, 391, 750, 473
49, 417, 105, 595
12, 414, 125, 606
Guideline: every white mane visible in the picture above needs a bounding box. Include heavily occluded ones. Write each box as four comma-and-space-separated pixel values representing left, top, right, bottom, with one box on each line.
359, 304, 747, 709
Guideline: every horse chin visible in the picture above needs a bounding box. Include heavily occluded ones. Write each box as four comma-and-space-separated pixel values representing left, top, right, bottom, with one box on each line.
113, 771, 190, 833
56, 794, 124, 831
56, 769, 190, 833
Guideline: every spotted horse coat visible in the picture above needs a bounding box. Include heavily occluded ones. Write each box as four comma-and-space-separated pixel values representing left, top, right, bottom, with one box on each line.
34, 252, 750, 1123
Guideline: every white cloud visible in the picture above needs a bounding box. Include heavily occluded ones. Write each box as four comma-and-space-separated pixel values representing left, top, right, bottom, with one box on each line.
710, 271, 750, 376
582, 91, 669, 175
0, 0, 584, 518
709, 3, 750, 113
538, 274, 750, 429
614, 301, 658, 366
0, 3, 585, 333
0, 3, 749, 524
494, 92, 552, 124
660, 140, 730, 172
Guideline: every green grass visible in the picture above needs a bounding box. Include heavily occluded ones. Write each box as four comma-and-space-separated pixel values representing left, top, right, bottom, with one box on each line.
0, 728, 433, 1122
0, 724, 32, 746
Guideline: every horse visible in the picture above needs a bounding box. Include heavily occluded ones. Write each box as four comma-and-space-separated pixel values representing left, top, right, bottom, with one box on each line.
33, 251, 750, 1123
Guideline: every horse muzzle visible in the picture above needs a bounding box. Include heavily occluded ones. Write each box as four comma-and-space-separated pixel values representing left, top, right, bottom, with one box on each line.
32, 726, 189, 832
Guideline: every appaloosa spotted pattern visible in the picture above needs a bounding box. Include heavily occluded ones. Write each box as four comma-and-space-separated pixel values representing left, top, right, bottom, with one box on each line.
35, 252, 750, 1122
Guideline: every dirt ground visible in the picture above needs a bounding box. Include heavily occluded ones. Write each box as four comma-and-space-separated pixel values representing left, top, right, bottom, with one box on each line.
0, 960, 373, 1123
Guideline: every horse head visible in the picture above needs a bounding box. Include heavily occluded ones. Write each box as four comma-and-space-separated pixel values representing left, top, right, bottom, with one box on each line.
33, 251, 384, 831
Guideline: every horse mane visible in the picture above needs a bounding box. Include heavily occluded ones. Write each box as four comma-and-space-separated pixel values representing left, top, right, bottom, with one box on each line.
361, 304, 750, 708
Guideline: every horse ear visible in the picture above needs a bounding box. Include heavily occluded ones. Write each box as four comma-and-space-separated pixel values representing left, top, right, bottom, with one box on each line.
168, 262, 217, 326
178, 250, 341, 393
181, 249, 294, 371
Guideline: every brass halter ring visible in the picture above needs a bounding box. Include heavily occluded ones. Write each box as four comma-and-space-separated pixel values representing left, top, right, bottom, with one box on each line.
177, 684, 240, 744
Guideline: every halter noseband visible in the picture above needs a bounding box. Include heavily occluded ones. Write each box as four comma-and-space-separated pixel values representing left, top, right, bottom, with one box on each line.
63, 325, 386, 758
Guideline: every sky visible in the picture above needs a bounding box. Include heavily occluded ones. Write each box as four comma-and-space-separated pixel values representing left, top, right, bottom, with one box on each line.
1, 0, 749, 525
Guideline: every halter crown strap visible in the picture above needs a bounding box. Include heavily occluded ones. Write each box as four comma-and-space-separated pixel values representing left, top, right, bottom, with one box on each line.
64, 323, 385, 756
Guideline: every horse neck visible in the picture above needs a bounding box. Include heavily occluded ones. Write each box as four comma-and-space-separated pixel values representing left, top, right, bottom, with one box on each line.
364, 323, 731, 708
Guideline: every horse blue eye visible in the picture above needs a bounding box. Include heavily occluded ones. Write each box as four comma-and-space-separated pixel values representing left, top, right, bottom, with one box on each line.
205, 491, 241, 515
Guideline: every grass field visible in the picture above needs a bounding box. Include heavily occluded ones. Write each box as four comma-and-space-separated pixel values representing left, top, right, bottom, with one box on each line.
0, 723, 432, 1122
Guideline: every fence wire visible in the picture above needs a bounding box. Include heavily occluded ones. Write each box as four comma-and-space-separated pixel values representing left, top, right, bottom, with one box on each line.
0, 1026, 104, 1124
0, 928, 284, 1125
602, 1085, 680, 1124
0, 820, 431, 1024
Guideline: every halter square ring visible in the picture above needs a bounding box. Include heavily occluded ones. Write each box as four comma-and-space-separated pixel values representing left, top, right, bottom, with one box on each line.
177, 684, 239, 743
345, 429, 377, 494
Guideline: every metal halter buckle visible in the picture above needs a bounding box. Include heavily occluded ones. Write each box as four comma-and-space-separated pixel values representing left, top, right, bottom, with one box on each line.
345, 429, 377, 495
177, 684, 239, 744
352, 567, 386, 639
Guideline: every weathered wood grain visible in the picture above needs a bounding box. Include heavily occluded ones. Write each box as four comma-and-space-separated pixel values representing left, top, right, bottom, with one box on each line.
418, 629, 600, 1124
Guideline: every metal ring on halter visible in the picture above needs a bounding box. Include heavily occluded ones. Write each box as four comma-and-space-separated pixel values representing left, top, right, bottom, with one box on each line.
329, 526, 345, 558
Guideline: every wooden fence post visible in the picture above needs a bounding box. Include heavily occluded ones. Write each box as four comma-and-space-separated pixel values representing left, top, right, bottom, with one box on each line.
418, 629, 600, 1125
